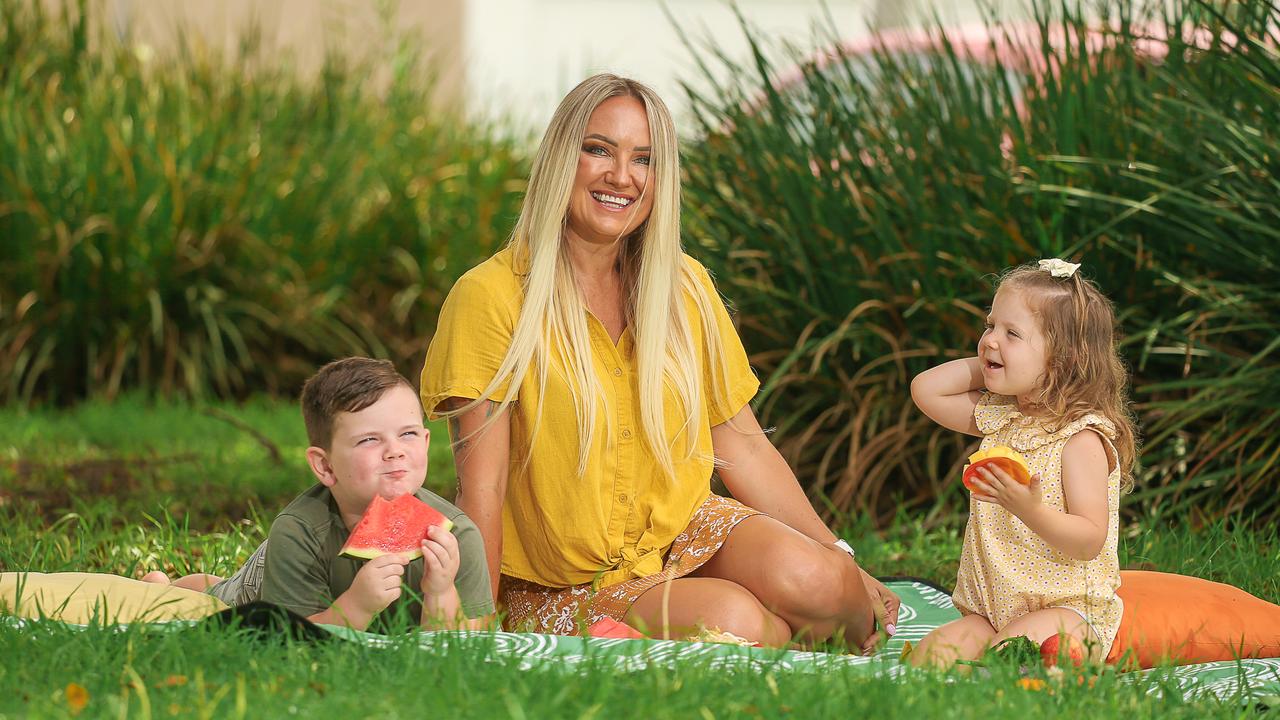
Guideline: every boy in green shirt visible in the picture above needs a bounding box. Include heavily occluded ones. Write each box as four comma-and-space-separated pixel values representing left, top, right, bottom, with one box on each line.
146, 357, 494, 631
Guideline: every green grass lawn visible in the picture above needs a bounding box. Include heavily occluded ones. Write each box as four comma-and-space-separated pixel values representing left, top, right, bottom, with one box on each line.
7, 622, 1265, 720
4, 624, 1266, 720
2, 397, 1278, 718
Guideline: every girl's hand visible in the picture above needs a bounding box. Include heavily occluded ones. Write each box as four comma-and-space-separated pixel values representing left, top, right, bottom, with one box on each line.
970, 465, 1042, 519
420, 524, 461, 597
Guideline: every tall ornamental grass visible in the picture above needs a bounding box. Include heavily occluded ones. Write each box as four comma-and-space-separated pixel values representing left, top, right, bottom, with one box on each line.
0, 1, 528, 403
680, 0, 1279, 524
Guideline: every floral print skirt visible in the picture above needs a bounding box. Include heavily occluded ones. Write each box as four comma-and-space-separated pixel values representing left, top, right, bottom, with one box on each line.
500, 494, 760, 635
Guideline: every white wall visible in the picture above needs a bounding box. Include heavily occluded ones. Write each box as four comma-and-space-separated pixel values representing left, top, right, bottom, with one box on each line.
83, 0, 1030, 132
462, 0, 1028, 132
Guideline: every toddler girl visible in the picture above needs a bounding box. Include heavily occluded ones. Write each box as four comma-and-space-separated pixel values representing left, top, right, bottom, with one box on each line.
910, 259, 1138, 667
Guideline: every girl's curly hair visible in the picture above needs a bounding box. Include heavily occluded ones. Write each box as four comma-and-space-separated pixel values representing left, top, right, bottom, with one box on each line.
998, 263, 1140, 491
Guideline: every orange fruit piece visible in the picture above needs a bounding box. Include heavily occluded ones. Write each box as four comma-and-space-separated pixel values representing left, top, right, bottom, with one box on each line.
962, 446, 1031, 491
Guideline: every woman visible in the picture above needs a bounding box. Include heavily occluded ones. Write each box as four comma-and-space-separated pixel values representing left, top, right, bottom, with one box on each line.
421, 74, 898, 650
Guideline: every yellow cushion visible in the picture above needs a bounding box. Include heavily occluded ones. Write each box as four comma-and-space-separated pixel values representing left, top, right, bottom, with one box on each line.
0, 572, 228, 624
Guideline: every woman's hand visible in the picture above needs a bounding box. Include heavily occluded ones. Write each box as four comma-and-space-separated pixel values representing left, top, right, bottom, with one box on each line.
858, 569, 902, 655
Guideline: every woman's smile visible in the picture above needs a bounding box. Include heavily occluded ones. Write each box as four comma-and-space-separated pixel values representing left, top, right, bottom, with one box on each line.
590, 190, 635, 210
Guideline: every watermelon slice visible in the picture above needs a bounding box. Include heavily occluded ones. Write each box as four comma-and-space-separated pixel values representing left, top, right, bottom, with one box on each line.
340, 494, 454, 560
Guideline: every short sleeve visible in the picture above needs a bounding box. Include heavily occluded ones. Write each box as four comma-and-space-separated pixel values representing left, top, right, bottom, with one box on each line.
451, 520, 496, 618
419, 269, 520, 418
259, 514, 333, 617
688, 260, 759, 426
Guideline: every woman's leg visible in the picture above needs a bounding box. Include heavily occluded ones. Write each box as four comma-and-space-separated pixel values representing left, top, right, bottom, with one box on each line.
990, 608, 1102, 661
689, 514, 873, 646
626, 576, 793, 646
912, 614, 997, 668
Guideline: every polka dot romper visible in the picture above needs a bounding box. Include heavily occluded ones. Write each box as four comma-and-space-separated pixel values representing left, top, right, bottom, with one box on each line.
952, 392, 1124, 656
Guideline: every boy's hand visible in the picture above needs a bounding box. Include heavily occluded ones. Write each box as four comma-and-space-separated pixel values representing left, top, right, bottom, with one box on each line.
419, 524, 461, 597
348, 554, 410, 616
971, 465, 1042, 519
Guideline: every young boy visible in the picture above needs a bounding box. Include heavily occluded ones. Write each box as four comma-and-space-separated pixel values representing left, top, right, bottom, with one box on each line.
146, 357, 494, 631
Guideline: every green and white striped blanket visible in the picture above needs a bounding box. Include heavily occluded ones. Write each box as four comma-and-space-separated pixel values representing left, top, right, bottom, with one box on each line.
321, 578, 1280, 702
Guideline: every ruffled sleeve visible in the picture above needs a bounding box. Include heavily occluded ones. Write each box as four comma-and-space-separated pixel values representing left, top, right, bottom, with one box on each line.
1046, 413, 1118, 444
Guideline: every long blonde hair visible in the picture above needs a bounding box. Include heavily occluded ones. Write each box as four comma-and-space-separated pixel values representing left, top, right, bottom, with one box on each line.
999, 263, 1140, 490
446, 74, 736, 479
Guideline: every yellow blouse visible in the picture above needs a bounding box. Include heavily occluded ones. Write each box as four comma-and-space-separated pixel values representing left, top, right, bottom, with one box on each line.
420, 247, 759, 588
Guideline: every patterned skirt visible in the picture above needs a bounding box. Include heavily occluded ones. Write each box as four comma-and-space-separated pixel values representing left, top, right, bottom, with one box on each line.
501, 494, 761, 635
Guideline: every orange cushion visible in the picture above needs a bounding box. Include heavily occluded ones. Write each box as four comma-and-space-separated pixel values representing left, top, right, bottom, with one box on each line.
1108, 570, 1280, 668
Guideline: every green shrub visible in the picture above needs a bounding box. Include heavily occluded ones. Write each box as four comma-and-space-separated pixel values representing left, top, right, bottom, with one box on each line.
0, 0, 529, 403
681, 0, 1279, 524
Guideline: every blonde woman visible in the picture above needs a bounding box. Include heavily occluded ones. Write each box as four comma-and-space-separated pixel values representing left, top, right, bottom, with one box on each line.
422, 74, 899, 649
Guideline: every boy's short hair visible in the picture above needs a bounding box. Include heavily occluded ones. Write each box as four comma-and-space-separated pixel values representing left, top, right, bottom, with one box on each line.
300, 357, 414, 449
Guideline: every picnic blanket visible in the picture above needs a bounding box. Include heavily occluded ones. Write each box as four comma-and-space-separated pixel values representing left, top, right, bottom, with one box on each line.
324, 577, 1280, 702
4, 574, 1278, 702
